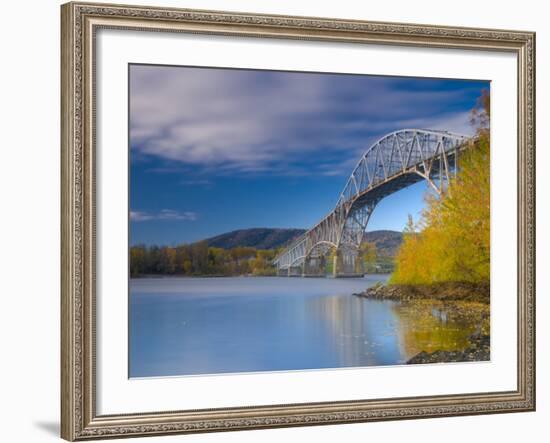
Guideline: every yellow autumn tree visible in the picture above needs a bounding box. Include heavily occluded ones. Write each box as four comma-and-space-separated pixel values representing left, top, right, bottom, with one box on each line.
391, 91, 490, 285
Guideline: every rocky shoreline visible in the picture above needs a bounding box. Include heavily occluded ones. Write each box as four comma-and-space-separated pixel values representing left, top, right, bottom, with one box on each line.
354, 281, 490, 304
354, 281, 490, 364
406, 332, 490, 364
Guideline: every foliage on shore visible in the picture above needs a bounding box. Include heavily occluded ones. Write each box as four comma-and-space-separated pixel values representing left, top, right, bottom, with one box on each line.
390, 90, 490, 286
130, 241, 278, 277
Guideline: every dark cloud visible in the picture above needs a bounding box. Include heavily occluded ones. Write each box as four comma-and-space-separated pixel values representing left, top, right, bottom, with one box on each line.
130, 65, 483, 176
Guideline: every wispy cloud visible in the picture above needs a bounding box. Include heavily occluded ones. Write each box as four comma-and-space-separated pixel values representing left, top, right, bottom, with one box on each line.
130, 65, 485, 176
130, 209, 198, 222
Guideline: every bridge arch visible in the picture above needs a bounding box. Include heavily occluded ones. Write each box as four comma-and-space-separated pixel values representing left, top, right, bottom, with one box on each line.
274, 129, 472, 277
305, 240, 337, 257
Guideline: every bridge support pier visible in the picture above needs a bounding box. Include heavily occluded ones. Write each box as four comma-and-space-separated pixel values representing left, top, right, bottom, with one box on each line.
332, 248, 364, 278
288, 265, 303, 277
302, 256, 326, 277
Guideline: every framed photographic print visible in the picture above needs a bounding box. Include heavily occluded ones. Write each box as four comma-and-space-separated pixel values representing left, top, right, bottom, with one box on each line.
61, 1, 536, 440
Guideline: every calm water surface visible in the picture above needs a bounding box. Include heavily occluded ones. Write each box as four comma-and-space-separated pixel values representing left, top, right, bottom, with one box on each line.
130, 276, 477, 377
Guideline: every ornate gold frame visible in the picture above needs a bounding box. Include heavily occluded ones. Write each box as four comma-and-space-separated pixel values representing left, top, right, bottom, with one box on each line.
61, 2, 536, 440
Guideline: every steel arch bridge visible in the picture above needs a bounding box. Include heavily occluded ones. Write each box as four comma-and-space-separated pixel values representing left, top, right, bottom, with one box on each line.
273, 129, 474, 277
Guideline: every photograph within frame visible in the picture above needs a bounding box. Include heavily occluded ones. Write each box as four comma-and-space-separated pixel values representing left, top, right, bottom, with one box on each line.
128, 63, 491, 378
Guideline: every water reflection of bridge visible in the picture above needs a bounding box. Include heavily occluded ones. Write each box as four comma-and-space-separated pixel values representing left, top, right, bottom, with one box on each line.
273, 129, 472, 277
305, 289, 404, 367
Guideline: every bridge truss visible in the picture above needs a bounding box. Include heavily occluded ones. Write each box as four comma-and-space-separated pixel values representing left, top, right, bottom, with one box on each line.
273, 129, 473, 277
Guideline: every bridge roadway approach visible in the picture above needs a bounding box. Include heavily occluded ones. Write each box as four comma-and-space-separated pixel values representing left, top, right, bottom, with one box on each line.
272, 129, 473, 277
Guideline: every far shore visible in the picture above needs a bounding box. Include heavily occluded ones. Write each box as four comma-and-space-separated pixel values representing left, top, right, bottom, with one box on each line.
131, 273, 277, 279
130, 273, 392, 279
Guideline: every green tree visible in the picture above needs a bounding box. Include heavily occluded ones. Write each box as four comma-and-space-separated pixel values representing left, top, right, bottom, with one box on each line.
359, 241, 378, 273
403, 214, 417, 234
191, 240, 209, 274
129, 245, 146, 276
251, 249, 276, 275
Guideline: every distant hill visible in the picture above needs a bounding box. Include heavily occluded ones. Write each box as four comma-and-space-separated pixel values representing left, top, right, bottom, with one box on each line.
204, 228, 306, 250
363, 230, 404, 257
201, 227, 403, 256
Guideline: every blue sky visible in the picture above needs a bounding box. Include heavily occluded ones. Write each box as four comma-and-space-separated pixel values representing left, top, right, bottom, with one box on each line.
129, 64, 488, 246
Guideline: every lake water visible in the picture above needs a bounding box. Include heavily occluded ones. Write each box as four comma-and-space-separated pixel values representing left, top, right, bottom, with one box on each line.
129, 276, 478, 377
